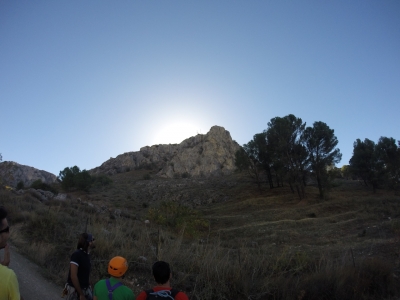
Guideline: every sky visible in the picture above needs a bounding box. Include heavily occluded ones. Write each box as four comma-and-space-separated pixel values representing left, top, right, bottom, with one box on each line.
1, 1, 399, 176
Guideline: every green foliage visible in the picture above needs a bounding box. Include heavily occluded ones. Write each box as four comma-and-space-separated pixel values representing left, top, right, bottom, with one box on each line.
341, 165, 351, 179
265, 114, 308, 198
348, 137, 399, 191
58, 166, 92, 191
91, 175, 113, 188
235, 146, 263, 191
241, 115, 344, 199
147, 201, 209, 236
376, 137, 400, 189
30, 179, 58, 194
302, 121, 342, 198
16, 181, 24, 190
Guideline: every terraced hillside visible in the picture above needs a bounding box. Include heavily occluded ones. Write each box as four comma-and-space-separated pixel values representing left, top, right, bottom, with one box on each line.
2, 169, 400, 299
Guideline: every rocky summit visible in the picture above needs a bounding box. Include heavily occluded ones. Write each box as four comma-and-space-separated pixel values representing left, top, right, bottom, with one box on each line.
0, 161, 57, 187
90, 125, 241, 178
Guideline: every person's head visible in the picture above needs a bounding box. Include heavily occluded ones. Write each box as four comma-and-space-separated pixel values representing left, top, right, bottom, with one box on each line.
152, 261, 171, 285
108, 256, 128, 278
77, 232, 95, 252
0, 206, 10, 249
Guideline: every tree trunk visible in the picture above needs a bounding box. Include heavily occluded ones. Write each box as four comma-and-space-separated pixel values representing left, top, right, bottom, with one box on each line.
295, 184, 302, 200
316, 175, 324, 199
265, 166, 274, 189
289, 182, 294, 193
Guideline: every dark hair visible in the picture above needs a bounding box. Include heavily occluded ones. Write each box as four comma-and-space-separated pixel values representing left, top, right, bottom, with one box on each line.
0, 206, 7, 223
0, 206, 7, 229
152, 261, 171, 284
77, 233, 90, 251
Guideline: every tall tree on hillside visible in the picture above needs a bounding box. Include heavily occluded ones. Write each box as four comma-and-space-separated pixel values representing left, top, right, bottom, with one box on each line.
349, 139, 385, 192
59, 166, 92, 191
302, 121, 342, 198
341, 165, 351, 180
249, 132, 275, 189
266, 114, 307, 199
235, 147, 263, 192
375, 137, 400, 188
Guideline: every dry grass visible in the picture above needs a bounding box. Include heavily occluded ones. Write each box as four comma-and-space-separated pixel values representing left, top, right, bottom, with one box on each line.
1, 172, 400, 299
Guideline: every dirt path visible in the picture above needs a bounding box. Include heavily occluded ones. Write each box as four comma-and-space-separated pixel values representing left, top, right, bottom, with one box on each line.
1, 245, 62, 300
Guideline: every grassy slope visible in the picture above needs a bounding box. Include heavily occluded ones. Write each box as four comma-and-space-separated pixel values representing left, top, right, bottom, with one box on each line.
2, 170, 400, 299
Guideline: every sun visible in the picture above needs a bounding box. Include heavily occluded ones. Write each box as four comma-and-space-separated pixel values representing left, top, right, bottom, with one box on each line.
153, 122, 201, 145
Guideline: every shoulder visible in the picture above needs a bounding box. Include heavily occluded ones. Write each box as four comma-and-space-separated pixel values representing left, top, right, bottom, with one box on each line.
175, 291, 189, 300
94, 279, 106, 288
70, 249, 81, 260
0, 265, 16, 277
135, 290, 148, 300
121, 285, 134, 297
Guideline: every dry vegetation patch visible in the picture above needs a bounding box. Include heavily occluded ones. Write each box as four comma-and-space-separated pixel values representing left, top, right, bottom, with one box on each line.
1, 173, 400, 299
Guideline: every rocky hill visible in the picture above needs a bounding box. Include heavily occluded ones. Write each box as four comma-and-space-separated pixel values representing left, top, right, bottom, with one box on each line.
90, 126, 241, 178
0, 161, 57, 187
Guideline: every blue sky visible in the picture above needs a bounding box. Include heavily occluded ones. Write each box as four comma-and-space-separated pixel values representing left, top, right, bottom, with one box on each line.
1, 1, 399, 176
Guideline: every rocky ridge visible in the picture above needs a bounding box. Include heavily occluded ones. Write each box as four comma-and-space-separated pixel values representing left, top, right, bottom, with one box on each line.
90, 126, 241, 178
0, 161, 57, 188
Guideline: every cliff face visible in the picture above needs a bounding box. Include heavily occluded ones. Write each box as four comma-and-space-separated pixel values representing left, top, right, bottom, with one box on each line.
90, 126, 240, 178
0, 161, 57, 188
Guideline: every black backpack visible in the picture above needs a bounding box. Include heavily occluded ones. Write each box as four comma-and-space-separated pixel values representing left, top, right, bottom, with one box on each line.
145, 289, 179, 300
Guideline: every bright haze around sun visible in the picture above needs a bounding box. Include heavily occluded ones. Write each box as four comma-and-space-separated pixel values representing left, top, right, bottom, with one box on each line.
0, 1, 399, 175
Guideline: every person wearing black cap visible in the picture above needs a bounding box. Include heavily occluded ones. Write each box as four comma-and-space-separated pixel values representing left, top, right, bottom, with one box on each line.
64, 232, 96, 300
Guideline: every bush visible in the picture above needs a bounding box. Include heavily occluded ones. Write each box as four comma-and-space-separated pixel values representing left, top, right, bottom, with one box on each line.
181, 172, 191, 179
16, 181, 24, 190
30, 179, 58, 194
58, 166, 92, 191
91, 175, 113, 188
147, 201, 209, 237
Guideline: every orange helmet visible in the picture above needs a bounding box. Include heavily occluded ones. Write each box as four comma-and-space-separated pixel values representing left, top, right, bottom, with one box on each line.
108, 256, 128, 277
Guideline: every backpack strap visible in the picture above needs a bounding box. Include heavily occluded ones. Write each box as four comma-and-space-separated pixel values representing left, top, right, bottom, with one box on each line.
106, 279, 124, 300
145, 288, 180, 299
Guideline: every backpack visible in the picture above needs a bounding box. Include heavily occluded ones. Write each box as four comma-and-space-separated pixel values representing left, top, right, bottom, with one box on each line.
145, 289, 179, 300
105, 279, 123, 300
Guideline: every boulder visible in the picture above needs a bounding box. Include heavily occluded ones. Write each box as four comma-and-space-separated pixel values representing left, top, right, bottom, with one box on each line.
54, 193, 67, 201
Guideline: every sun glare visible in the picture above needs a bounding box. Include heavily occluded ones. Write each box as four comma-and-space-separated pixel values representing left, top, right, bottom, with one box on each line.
153, 122, 201, 145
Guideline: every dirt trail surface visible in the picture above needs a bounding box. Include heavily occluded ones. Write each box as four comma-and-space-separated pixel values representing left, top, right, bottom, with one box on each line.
1, 245, 62, 300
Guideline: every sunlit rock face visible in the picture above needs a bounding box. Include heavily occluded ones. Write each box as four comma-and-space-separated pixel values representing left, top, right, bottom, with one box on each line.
0, 161, 57, 188
90, 126, 241, 178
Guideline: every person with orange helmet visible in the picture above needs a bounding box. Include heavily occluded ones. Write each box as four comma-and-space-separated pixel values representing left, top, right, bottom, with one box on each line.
93, 256, 134, 300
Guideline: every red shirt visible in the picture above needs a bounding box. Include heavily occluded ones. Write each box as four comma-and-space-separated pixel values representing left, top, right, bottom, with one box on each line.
136, 286, 189, 300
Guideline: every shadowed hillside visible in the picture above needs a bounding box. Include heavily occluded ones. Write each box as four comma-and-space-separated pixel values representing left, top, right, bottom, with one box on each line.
2, 168, 400, 299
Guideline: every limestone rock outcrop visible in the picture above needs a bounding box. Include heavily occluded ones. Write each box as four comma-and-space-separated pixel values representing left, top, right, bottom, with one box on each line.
90, 126, 240, 178
0, 161, 57, 188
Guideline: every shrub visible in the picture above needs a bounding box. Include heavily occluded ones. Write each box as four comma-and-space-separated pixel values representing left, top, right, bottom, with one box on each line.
58, 166, 92, 191
147, 201, 209, 237
16, 181, 24, 190
30, 179, 58, 194
181, 172, 191, 179
91, 175, 113, 188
